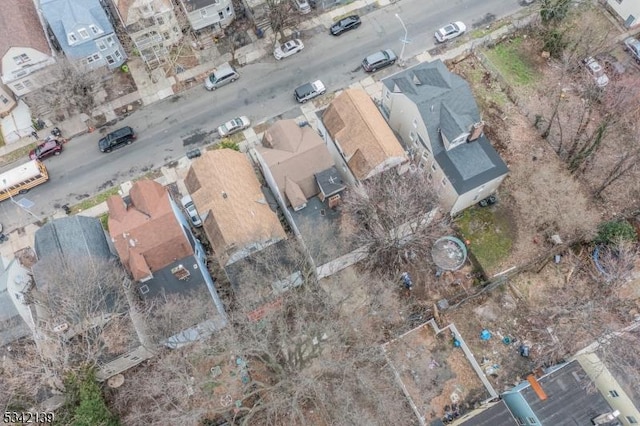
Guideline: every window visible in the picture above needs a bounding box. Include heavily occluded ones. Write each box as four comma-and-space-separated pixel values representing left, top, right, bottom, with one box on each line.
86, 53, 100, 63
23, 79, 33, 88
527, 418, 537, 424
68, 32, 77, 43
97, 40, 107, 50
106, 55, 115, 65
431, 163, 436, 172
106, 36, 115, 46
78, 28, 89, 39
157, 16, 164, 25
413, 118, 418, 128
0, 95, 9, 104
427, 173, 432, 181
627, 416, 638, 424
218, 11, 224, 19
13, 82, 25, 91
409, 131, 416, 142
609, 390, 620, 397
114, 50, 122, 59
13, 53, 30, 65
441, 177, 447, 187
89, 24, 100, 34
163, 32, 170, 40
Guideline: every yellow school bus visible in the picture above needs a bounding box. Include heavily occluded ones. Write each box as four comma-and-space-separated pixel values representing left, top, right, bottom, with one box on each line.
0, 160, 49, 202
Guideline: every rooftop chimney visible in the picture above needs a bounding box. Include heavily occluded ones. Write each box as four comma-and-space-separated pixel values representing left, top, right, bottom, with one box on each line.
527, 374, 548, 401
467, 121, 485, 142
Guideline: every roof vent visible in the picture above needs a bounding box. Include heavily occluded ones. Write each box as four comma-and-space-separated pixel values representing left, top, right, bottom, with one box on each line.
222, 191, 228, 199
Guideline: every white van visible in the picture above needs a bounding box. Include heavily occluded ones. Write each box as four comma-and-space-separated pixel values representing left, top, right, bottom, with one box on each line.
204, 63, 239, 90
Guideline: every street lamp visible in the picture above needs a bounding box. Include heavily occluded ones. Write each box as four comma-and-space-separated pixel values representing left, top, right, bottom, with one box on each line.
395, 13, 410, 67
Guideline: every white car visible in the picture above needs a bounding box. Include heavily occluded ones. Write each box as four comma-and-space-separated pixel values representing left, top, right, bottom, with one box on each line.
274, 39, 304, 60
181, 195, 202, 228
434, 22, 466, 43
623, 37, 640, 63
218, 116, 251, 137
582, 57, 609, 88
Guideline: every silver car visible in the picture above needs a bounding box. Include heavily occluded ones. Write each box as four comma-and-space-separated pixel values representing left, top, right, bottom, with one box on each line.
181, 195, 202, 227
218, 116, 251, 137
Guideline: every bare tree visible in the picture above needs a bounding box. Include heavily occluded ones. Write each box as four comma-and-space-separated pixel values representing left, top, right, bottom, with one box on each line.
590, 238, 639, 288
264, 0, 296, 41
30, 256, 135, 375
25, 57, 110, 120
110, 242, 415, 426
342, 170, 446, 275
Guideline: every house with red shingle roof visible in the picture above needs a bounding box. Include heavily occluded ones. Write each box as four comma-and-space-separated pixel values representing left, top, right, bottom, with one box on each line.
107, 179, 227, 346
0, 0, 55, 100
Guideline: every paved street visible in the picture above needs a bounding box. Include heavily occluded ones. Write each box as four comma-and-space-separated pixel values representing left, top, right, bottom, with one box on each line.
0, 0, 526, 231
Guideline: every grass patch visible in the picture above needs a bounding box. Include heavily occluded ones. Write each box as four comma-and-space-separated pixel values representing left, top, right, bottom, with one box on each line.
462, 62, 510, 109
99, 213, 109, 230
455, 206, 514, 273
485, 37, 538, 86
0, 144, 36, 167
69, 186, 120, 215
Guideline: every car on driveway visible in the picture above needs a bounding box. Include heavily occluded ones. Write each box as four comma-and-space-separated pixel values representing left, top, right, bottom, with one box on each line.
29, 137, 63, 160
218, 116, 251, 137
181, 195, 202, 228
434, 22, 466, 43
274, 39, 304, 60
330, 15, 361, 36
582, 57, 609, 88
98, 126, 136, 153
623, 37, 640, 63
361, 49, 397, 72
294, 80, 326, 103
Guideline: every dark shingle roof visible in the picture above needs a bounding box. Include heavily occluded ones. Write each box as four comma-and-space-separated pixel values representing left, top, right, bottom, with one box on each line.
460, 400, 518, 426
382, 60, 508, 193
34, 216, 113, 261
513, 361, 617, 425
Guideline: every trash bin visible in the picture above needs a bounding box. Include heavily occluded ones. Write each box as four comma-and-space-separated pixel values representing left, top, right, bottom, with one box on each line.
255, 28, 264, 39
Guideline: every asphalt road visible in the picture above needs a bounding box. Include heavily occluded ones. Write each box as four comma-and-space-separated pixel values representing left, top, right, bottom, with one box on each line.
0, 0, 528, 231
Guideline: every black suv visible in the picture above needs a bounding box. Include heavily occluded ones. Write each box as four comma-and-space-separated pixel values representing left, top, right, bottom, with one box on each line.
99, 126, 136, 153
330, 15, 361, 36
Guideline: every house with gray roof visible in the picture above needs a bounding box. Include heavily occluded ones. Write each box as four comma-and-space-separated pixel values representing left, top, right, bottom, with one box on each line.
175, 0, 235, 32
381, 60, 508, 215
31, 216, 155, 381
0, 0, 56, 100
39, 0, 126, 70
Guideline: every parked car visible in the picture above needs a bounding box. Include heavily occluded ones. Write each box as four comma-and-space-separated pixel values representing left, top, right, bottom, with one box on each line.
29, 137, 64, 160
595, 53, 625, 79
181, 195, 202, 228
623, 37, 640, 63
294, 80, 326, 103
98, 126, 136, 153
218, 116, 251, 137
292, 0, 311, 14
330, 15, 361, 36
204, 63, 239, 90
274, 39, 305, 60
582, 57, 609, 88
434, 22, 466, 43
361, 49, 397, 72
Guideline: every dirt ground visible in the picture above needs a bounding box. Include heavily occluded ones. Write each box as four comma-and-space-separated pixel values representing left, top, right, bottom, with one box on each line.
450, 57, 603, 276
383, 322, 490, 423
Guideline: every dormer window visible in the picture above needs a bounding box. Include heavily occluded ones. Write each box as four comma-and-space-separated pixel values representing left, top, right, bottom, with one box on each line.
68, 32, 78, 44
13, 54, 30, 65
89, 24, 101, 35
78, 28, 89, 39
